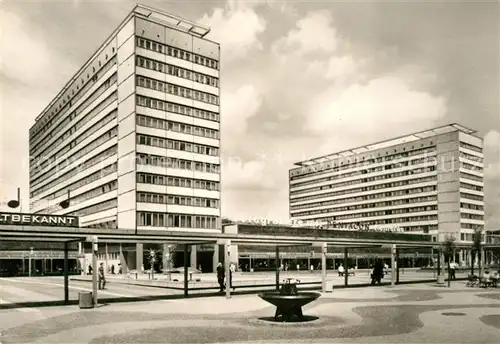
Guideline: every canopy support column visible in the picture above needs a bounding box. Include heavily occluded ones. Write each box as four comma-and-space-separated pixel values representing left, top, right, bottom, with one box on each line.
64, 242, 69, 304
275, 246, 280, 291
321, 243, 327, 293
225, 240, 231, 299
391, 244, 396, 286
344, 248, 348, 287
184, 244, 189, 297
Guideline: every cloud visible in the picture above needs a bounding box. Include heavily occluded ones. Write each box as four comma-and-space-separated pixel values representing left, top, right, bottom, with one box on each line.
273, 10, 339, 55
0, 11, 52, 86
221, 84, 263, 139
305, 76, 447, 152
200, 1, 267, 62
222, 157, 275, 191
484, 130, 500, 152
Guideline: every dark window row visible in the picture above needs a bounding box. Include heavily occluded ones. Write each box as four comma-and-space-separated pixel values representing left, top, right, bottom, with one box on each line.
137, 173, 219, 191
136, 37, 218, 70
136, 95, 219, 122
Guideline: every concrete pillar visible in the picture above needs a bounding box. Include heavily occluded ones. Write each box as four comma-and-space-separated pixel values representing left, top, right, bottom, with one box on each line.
391, 244, 396, 286
64, 243, 69, 304
224, 240, 231, 299
190, 245, 197, 269
344, 248, 348, 287
275, 246, 280, 291
321, 243, 327, 292
92, 238, 98, 306
183, 245, 189, 297
136, 243, 143, 272
212, 244, 219, 273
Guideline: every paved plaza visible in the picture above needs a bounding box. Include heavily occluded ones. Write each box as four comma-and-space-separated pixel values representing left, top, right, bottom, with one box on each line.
1, 276, 499, 343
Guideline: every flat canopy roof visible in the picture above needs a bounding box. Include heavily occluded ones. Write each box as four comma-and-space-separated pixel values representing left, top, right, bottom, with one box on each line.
294, 123, 477, 167
0, 224, 457, 249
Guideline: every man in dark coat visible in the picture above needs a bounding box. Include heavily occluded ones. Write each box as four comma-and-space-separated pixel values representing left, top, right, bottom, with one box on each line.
371, 259, 384, 285
216, 262, 225, 292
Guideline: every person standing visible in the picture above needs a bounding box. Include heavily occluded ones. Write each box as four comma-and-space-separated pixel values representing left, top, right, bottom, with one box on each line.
216, 262, 225, 292
98, 262, 106, 290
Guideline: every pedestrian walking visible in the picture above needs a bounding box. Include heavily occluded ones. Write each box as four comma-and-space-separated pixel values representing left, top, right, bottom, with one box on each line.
98, 262, 106, 290
216, 262, 225, 292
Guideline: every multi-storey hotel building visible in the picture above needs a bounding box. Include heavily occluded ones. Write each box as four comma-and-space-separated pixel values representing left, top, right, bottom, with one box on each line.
28, 5, 221, 272
289, 124, 484, 264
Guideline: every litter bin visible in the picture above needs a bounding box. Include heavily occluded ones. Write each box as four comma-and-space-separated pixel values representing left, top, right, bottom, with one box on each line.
79, 292, 94, 309
325, 280, 334, 293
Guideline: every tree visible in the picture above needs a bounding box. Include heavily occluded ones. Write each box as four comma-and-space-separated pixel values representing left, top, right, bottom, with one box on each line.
471, 228, 483, 276
443, 235, 456, 287
147, 248, 163, 280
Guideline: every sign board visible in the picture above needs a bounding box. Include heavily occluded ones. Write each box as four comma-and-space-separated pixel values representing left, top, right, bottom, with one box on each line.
0, 212, 79, 228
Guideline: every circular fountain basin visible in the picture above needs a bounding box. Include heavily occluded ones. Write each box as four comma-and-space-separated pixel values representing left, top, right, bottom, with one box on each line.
259, 291, 321, 308
258, 291, 321, 322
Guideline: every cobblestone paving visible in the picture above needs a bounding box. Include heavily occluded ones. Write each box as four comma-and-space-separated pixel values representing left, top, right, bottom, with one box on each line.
1, 285, 499, 343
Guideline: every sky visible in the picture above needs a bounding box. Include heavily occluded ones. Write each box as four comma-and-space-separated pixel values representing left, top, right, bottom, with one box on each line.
1, 0, 499, 228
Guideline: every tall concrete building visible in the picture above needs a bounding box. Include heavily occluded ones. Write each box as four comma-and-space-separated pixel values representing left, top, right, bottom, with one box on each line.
289, 124, 484, 264
28, 4, 221, 272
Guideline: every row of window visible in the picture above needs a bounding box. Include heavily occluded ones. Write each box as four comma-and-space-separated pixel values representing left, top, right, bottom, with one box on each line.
462, 162, 483, 173
32, 105, 117, 178
31, 145, 117, 197
136, 153, 220, 174
460, 202, 484, 211
290, 146, 437, 179
290, 149, 436, 188
137, 95, 219, 122
32, 127, 118, 188
137, 134, 219, 156
136, 37, 219, 70
291, 165, 435, 196
137, 192, 219, 208
33, 163, 117, 207
461, 192, 483, 202
293, 201, 437, 218
307, 214, 438, 224
136, 55, 218, 88
30, 57, 117, 148
290, 176, 436, 203
459, 141, 482, 154
36, 181, 117, 214
31, 72, 118, 162
291, 194, 437, 212
460, 182, 483, 192
292, 189, 437, 212
462, 223, 484, 230
461, 213, 484, 221
69, 198, 117, 217
137, 173, 220, 191
460, 151, 483, 164
137, 211, 219, 229
137, 114, 219, 139
137, 75, 219, 106
460, 172, 483, 183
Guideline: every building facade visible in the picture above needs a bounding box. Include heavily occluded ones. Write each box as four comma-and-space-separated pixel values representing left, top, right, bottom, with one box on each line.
289, 124, 484, 265
28, 5, 221, 272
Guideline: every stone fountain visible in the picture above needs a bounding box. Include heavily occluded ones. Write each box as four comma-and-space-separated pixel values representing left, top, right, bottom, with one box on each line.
258, 277, 320, 322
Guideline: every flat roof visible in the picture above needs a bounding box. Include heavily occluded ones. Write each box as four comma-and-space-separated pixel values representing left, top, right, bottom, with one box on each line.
134, 4, 211, 38
294, 123, 477, 167
0, 224, 437, 248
